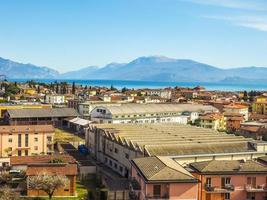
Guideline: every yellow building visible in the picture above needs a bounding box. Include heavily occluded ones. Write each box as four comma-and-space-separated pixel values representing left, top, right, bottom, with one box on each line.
23, 88, 36, 95
0, 104, 52, 118
252, 96, 267, 115
199, 113, 225, 131
0, 125, 54, 157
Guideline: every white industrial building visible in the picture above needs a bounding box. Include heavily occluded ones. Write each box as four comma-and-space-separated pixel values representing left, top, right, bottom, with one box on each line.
90, 103, 218, 124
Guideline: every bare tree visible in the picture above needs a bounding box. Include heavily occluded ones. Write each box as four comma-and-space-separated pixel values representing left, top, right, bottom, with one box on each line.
0, 172, 12, 185
28, 173, 69, 200
0, 185, 19, 200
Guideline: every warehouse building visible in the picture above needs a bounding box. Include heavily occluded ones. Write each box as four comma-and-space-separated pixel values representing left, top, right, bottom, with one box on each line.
85, 124, 267, 178
90, 103, 218, 124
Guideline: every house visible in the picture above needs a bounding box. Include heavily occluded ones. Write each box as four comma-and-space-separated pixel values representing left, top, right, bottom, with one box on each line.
10, 155, 78, 198
130, 156, 198, 200
0, 125, 54, 157
90, 103, 218, 124
224, 104, 249, 121
190, 160, 267, 200
236, 122, 267, 140
224, 113, 244, 132
199, 113, 225, 130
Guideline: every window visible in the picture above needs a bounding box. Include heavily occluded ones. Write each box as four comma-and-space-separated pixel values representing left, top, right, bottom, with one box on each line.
153, 185, 161, 197
109, 160, 112, 166
206, 178, 212, 187
34, 137, 38, 142
224, 193, 230, 200
18, 134, 21, 147
222, 177, 231, 187
25, 150, 28, 156
18, 150, 21, 156
8, 138, 12, 143
47, 136, 52, 142
247, 177, 256, 188
119, 166, 123, 172
34, 146, 38, 151
115, 148, 118, 153
25, 134, 29, 147
114, 163, 117, 169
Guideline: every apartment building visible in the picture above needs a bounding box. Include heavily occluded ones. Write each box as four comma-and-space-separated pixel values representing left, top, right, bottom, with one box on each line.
90, 103, 218, 124
0, 125, 54, 157
85, 124, 267, 178
190, 160, 267, 200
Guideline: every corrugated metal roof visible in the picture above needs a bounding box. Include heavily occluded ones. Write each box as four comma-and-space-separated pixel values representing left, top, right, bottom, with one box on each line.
98, 103, 218, 115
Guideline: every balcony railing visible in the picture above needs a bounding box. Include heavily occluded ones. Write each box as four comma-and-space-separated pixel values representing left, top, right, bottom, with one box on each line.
245, 184, 267, 192
205, 184, 235, 193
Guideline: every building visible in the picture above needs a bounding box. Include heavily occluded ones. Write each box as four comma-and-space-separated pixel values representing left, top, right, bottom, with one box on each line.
223, 104, 249, 121
190, 160, 267, 200
146, 89, 172, 99
130, 156, 198, 200
10, 155, 77, 198
85, 124, 267, 178
90, 103, 218, 124
199, 113, 225, 130
44, 94, 65, 105
0, 125, 54, 157
236, 122, 267, 140
252, 96, 267, 115
4, 108, 79, 127
0, 103, 52, 118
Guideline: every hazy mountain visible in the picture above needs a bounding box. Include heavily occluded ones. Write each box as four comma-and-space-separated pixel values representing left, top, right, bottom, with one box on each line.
1, 56, 267, 83
0, 57, 59, 79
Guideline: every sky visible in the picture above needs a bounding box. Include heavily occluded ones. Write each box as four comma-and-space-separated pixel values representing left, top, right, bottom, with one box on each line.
0, 0, 266, 72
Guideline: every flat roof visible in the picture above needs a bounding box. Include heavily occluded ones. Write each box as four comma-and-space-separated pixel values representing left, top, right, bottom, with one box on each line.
90, 124, 256, 156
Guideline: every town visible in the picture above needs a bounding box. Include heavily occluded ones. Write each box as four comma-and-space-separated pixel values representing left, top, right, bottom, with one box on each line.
1, 79, 267, 200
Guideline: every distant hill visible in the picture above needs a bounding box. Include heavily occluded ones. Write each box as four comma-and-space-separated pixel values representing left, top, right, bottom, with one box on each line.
1, 56, 267, 83
0, 57, 59, 79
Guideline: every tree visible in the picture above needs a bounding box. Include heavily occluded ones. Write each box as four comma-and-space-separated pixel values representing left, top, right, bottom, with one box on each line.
0, 185, 19, 200
28, 173, 69, 200
72, 82, 76, 94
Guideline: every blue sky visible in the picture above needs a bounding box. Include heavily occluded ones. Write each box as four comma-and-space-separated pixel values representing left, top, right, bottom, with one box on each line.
0, 0, 266, 72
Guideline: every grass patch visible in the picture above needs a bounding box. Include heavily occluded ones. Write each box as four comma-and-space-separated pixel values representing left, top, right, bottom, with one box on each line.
54, 129, 84, 144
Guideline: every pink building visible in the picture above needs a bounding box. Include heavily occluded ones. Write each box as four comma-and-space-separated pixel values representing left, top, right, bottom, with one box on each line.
190, 160, 267, 200
130, 156, 198, 200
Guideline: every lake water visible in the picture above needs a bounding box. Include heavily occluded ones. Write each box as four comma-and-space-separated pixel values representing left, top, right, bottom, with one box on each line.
9, 79, 267, 91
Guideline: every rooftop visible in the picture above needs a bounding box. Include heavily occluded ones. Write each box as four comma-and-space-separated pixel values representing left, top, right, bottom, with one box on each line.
132, 156, 197, 182
91, 124, 255, 157
97, 103, 218, 115
0, 125, 55, 134
7, 108, 79, 118
190, 160, 267, 173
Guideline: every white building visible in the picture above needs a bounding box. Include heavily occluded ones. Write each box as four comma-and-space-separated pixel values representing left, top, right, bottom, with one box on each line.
45, 94, 65, 105
223, 104, 249, 121
90, 103, 218, 124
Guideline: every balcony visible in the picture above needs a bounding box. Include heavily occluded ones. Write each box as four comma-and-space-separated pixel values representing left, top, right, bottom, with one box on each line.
205, 184, 235, 193
245, 184, 267, 192
146, 194, 170, 200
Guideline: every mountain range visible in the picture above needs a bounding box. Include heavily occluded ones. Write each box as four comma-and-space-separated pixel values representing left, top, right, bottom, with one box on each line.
1, 56, 267, 83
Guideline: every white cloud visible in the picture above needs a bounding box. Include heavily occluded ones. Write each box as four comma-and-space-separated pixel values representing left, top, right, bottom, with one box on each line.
184, 0, 267, 11
205, 14, 267, 32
